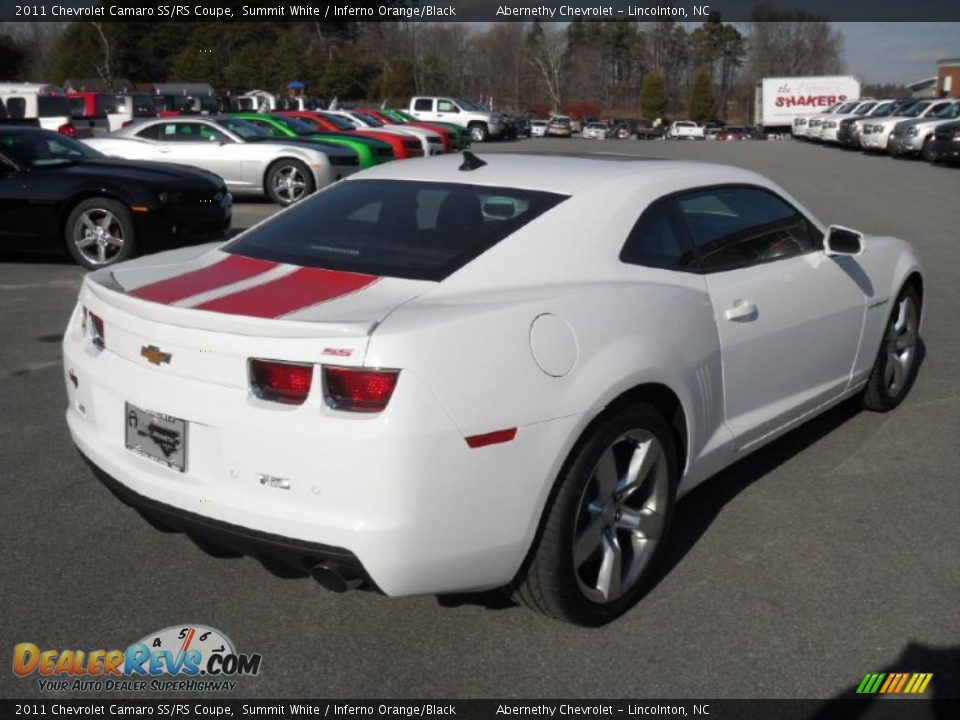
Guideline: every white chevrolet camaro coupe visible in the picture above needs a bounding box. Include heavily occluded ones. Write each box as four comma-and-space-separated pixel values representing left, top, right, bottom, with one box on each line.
84, 116, 361, 206
63, 154, 924, 625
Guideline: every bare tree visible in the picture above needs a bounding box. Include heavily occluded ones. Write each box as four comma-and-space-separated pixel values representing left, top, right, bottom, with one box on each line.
524, 23, 567, 112
91, 22, 111, 82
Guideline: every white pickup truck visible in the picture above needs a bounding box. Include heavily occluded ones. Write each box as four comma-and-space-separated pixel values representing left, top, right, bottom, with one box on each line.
667, 121, 705, 140
408, 96, 505, 142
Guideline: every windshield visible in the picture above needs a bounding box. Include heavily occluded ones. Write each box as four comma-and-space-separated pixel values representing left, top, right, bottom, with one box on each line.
215, 117, 269, 140
0, 130, 103, 167
836, 102, 859, 114
268, 115, 318, 135
225, 179, 567, 282
352, 113, 384, 127
933, 103, 960, 120
904, 102, 930, 117
853, 102, 877, 115
318, 112, 357, 130
869, 101, 898, 117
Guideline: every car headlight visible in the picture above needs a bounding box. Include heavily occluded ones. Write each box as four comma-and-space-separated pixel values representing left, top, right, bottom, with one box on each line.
905, 127, 918, 137
953, 131, 960, 141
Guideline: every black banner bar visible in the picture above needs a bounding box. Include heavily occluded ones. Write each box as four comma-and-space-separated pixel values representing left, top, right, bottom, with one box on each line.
2, 699, 959, 719
2, 0, 959, 23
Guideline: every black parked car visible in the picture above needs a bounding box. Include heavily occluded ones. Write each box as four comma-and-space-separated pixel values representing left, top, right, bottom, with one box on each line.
928, 120, 960, 164
0, 127, 232, 269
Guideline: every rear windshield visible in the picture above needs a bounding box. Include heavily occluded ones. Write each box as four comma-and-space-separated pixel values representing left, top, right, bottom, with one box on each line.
225, 180, 567, 281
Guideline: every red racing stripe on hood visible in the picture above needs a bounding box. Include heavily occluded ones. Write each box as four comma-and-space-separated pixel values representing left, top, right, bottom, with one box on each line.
193, 267, 379, 318
129, 255, 278, 304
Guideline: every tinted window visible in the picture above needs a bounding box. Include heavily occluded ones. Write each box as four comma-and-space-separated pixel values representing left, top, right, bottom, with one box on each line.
413, 98, 433, 111
95, 95, 120, 115
38, 96, 72, 117
159, 122, 230, 143
135, 124, 162, 140
68, 97, 85, 116
6, 98, 27, 119
318, 112, 357, 130
620, 198, 695, 270
226, 180, 567, 282
677, 187, 822, 272
0, 130, 102, 168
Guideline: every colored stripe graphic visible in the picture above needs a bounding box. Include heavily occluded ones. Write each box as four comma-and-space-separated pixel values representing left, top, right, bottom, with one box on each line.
130, 255, 278, 304
193, 267, 378, 318
856, 672, 932, 694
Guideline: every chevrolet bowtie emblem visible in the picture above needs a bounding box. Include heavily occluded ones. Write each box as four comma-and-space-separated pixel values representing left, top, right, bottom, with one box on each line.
141, 345, 172, 366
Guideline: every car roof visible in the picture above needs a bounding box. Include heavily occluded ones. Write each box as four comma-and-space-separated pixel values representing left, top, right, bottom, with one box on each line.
350, 153, 747, 195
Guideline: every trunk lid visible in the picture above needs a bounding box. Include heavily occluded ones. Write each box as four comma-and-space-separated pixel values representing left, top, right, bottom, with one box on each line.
81, 249, 434, 386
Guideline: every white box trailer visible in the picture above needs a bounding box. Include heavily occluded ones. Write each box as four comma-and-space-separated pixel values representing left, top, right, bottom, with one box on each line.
754, 76, 861, 132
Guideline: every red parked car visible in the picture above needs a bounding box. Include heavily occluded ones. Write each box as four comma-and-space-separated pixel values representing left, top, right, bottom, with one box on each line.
279, 111, 424, 160
356, 107, 455, 152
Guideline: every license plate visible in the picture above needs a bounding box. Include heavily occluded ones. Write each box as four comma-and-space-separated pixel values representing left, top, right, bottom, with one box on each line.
124, 403, 187, 472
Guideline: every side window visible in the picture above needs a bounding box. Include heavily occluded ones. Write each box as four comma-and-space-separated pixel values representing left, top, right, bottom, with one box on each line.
620, 198, 695, 271
413, 98, 433, 112
246, 119, 282, 137
135, 124, 162, 140
676, 187, 822, 273
437, 100, 458, 113
6, 97, 26, 119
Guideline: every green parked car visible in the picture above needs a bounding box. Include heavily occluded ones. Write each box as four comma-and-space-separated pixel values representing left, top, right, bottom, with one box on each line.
230, 113, 395, 168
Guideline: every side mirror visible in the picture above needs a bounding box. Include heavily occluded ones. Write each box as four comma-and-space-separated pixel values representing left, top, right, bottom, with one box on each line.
824, 225, 865, 256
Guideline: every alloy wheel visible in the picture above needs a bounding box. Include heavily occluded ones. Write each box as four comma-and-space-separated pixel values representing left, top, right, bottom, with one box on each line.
73, 209, 125, 266
573, 430, 670, 604
884, 294, 918, 395
273, 166, 307, 203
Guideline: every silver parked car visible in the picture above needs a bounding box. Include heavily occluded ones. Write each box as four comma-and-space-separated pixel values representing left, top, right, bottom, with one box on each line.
889, 100, 960, 160
581, 122, 609, 140
84, 116, 360, 205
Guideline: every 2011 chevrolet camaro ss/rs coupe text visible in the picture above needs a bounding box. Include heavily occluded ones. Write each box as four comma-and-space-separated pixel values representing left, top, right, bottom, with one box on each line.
63, 153, 924, 625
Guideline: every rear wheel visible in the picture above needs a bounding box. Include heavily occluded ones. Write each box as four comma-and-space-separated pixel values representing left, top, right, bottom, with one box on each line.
863, 284, 921, 411
65, 198, 136, 269
510, 404, 677, 626
265, 159, 314, 206
469, 123, 489, 143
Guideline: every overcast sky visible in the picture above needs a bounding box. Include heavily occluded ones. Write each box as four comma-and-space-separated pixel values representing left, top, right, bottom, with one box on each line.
838, 22, 960, 84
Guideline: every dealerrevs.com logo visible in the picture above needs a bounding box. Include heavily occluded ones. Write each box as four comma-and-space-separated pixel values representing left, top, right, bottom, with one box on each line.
13, 625, 262, 692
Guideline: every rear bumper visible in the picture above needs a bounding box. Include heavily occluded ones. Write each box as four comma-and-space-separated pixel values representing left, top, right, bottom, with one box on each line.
82, 450, 373, 587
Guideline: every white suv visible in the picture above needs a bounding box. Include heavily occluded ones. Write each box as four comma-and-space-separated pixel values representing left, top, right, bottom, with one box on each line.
408, 96, 505, 142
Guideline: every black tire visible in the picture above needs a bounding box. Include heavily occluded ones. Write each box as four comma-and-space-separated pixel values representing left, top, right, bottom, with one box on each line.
265, 159, 315, 206
510, 404, 678, 626
469, 123, 489, 143
863, 283, 921, 412
65, 198, 136, 270
921, 137, 937, 164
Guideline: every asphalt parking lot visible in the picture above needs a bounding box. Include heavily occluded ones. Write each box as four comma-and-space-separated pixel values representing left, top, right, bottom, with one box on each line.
1, 138, 957, 702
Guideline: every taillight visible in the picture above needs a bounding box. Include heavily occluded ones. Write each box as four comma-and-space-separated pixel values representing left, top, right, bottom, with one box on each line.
323, 366, 399, 413
58, 123, 77, 138
250, 359, 313, 405
82, 307, 105, 349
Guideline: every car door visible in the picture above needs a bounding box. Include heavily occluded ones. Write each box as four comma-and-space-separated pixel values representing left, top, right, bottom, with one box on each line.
411, 97, 436, 122
153, 121, 243, 185
0, 149, 29, 245
676, 185, 866, 449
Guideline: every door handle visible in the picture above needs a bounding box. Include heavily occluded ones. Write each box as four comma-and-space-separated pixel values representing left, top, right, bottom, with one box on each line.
724, 300, 758, 322
158, 147, 172, 153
